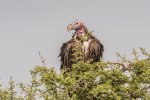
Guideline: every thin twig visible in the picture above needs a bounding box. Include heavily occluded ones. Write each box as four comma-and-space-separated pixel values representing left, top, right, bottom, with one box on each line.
39, 52, 46, 66
107, 61, 130, 72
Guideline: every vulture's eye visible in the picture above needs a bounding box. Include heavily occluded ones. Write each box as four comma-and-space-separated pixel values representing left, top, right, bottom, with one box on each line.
76, 22, 78, 25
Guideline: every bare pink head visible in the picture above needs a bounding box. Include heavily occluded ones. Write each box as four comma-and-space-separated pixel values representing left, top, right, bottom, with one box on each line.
67, 20, 86, 37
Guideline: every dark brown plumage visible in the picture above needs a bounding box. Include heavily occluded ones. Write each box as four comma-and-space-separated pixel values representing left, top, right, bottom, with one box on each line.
59, 20, 104, 69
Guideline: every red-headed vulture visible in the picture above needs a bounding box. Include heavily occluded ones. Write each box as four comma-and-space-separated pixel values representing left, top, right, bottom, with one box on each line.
59, 20, 104, 69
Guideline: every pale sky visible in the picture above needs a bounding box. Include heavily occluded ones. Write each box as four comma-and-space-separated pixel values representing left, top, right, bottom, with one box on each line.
0, 0, 150, 86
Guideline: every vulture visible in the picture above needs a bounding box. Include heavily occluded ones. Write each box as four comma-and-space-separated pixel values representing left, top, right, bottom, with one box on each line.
59, 20, 104, 69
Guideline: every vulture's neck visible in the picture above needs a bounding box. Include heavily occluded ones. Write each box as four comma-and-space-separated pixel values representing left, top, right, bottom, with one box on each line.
73, 28, 91, 42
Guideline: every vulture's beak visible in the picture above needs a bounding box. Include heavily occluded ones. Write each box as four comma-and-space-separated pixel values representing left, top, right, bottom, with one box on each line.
67, 24, 74, 32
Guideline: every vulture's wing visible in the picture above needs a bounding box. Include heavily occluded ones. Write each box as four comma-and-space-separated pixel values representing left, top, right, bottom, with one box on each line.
86, 37, 104, 62
59, 39, 76, 69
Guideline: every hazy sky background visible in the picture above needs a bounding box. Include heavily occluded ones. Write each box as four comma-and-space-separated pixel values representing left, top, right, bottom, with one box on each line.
0, 0, 150, 86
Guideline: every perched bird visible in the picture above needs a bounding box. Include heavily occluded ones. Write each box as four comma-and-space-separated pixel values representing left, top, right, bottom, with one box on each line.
59, 20, 104, 69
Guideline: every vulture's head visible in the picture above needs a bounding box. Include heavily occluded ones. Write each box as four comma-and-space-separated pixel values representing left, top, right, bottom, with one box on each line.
67, 20, 87, 37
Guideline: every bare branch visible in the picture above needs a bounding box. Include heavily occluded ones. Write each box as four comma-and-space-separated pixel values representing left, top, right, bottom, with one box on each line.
39, 52, 46, 66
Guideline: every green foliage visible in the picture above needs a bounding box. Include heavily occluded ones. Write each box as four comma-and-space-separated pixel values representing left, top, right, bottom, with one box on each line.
0, 77, 23, 100
0, 48, 150, 100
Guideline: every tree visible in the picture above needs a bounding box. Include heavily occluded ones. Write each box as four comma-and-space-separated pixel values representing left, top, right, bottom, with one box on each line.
0, 48, 150, 100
